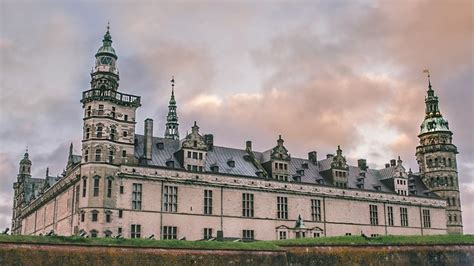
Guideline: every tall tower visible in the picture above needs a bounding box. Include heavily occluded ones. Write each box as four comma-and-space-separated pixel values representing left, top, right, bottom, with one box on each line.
416, 73, 462, 234
164, 76, 180, 140
12, 150, 32, 234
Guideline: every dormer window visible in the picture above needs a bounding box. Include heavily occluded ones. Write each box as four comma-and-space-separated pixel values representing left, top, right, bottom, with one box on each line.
302, 163, 308, 169
297, 169, 305, 176
211, 165, 219, 173
373, 185, 381, 191
157, 142, 164, 150
165, 160, 174, 168
227, 159, 235, 168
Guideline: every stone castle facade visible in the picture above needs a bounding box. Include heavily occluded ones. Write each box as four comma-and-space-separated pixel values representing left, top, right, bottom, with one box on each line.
11, 28, 463, 240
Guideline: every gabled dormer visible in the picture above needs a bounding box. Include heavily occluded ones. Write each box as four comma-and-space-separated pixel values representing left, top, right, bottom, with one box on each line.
262, 135, 290, 181
393, 157, 409, 196
177, 121, 208, 172
330, 145, 349, 188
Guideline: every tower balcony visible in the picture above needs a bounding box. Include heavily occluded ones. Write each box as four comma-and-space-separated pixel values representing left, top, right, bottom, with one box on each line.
81, 88, 141, 107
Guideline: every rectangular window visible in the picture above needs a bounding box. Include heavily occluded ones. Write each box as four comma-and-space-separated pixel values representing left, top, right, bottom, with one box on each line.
122, 150, 127, 158
93, 178, 100, 197
204, 228, 212, 239
118, 210, 123, 218
82, 179, 87, 197
311, 199, 322, 221
84, 150, 88, 162
118, 227, 122, 234
97, 127, 103, 138
107, 179, 112, 198
204, 189, 213, 215
106, 213, 111, 223
163, 186, 178, 212
92, 212, 98, 222
163, 226, 177, 240
192, 152, 198, 159
400, 207, 409, 227
132, 183, 142, 210
387, 206, 394, 226
242, 193, 254, 217
120, 185, 124, 194
124, 115, 128, 121
131, 224, 141, 239
279, 231, 287, 240
423, 209, 431, 228
187, 165, 192, 171
192, 165, 197, 172
187, 151, 191, 158
80, 212, 85, 222
369, 205, 378, 225
199, 153, 203, 160
242, 230, 254, 241
123, 131, 128, 137
98, 105, 104, 115
277, 196, 288, 219
95, 149, 101, 161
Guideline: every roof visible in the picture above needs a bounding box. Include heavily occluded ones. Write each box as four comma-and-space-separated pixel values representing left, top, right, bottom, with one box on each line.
133, 135, 435, 197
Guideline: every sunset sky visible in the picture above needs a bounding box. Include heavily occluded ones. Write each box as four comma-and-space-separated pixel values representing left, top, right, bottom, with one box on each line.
0, 0, 473, 233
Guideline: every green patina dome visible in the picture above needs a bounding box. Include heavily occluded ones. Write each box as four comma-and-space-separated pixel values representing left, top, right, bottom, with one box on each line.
420, 116, 450, 135
95, 27, 117, 59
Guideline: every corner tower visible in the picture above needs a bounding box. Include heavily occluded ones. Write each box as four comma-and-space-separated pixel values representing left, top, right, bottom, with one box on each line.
416, 73, 462, 234
164, 77, 180, 140
12, 150, 32, 234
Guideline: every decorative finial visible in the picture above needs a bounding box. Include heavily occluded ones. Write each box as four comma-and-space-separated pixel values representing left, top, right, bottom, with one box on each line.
171, 76, 175, 95
107, 21, 110, 33
423, 69, 432, 90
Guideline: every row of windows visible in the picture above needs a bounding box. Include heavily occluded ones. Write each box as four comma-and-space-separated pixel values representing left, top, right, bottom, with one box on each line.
335, 182, 347, 188
427, 157, 453, 168
80, 209, 122, 223
396, 179, 407, 185
86, 105, 129, 121
448, 213, 461, 223
397, 190, 408, 196
429, 176, 456, 187
447, 197, 460, 207
186, 164, 204, 172
85, 126, 128, 140
334, 171, 347, 177
374, 205, 431, 228
84, 149, 127, 163
273, 175, 288, 181
274, 162, 288, 170
81, 177, 114, 198
187, 151, 204, 160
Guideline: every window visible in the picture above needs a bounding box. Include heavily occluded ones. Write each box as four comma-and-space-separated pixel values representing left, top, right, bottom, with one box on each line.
111, 106, 115, 118
199, 153, 203, 160
132, 183, 142, 210
279, 231, 287, 240
93, 177, 100, 197
86, 128, 90, 139
422, 209, 431, 228
118, 227, 122, 235
311, 199, 322, 221
345, 233, 352, 236
204, 228, 212, 239
123, 131, 128, 137
242, 230, 254, 241
452, 197, 456, 206
98, 105, 104, 115
187, 151, 191, 158
131, 224, 141, 238
110, 128, 116, 140
120, 185, 124, 194
277, 196, 288, 219
105, 230, 112, 238
80, 212, 85, 222
106, 213, 111, 223
95, 149, 101, 162
313, 232, 320, 237
92, 211, 98, 222
369, 205, 378, 225
163, 185, 178, 212
97, 126, 103, 138
204, 190, 213, 215
387, 206, 394, 226
296, 232, 306, 238
242, 193, 254, 217
87, 106, 91, 117
108, 150, 114, 164
192, 152, 198, 159
107, 179, 112, 198
124, 115, 128, 121
90, 230, 98, 238
122, 150, 127, 158
400, 207, 408, 227
84, 150, 89, 162
163, 226, 177, 240
118, 210, 123, 218
82, 178, 87, 197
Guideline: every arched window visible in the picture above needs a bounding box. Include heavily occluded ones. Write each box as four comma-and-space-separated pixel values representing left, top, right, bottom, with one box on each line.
444, 176, 448, 186
453, 214, 457, 222
93, 176, 100, 197
436, 176, 440, 186
84, 150, 89, 162
106, 177, 113, 198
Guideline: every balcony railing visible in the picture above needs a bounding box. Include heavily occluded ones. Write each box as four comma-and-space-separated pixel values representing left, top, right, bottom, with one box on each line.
81, 88, 141, 107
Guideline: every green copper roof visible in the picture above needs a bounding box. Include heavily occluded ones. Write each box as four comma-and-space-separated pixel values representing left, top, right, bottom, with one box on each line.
96, 26, 117, 59
420, 116, 450, 135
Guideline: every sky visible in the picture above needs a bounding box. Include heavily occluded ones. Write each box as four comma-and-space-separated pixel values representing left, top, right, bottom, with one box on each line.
0, 0, 472, 233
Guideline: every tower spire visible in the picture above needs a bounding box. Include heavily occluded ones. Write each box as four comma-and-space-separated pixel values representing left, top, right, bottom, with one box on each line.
164, 76, 180, 140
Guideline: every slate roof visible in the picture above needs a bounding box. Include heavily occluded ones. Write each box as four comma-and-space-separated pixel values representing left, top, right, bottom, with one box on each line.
133, 134, 435, 197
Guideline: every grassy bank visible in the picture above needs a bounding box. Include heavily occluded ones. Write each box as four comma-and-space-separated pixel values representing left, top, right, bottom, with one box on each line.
1, 234, 473, 250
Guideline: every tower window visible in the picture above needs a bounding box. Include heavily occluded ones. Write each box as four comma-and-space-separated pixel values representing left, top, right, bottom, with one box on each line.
110, 128, 116, 141
123, 131, 128, 137
86, 128, 90, 139
448, 158, 452, 167
97, 126, 103, 138
93, 177, 100, 197
107, 179, 112, 198
122, 150, 127, 158
98, 105, 104, 116
87, 106, 91, 117
111, 107, 115, 118
82, 178, 87, 197
108, 150, 114, 163
95, 149, 101, 161
124, 115, 128, 121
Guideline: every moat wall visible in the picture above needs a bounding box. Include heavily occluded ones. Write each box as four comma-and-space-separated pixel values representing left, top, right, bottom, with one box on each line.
0, 243, 473, 266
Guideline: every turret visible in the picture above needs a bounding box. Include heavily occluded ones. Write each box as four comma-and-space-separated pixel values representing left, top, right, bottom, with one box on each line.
164, 76, 180, 140
18, 149, 31, 177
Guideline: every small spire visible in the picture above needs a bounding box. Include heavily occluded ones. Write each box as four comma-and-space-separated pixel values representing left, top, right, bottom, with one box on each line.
46, 167, 49, 177
69, 142, 73, 156
277, 135, 284, 146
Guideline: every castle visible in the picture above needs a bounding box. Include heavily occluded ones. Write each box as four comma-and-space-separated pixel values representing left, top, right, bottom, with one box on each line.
11, 27, 463, 240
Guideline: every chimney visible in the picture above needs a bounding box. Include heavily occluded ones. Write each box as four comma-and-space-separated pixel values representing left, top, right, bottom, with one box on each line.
385, 163, 390, 168
144, 119, 153, 160
326, 154, 334, 159
308, 151, 317, 164
358, 159, 367, 170
390, 159, 396, 167
204, 134, 214, 150
246, 140, 252, 151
